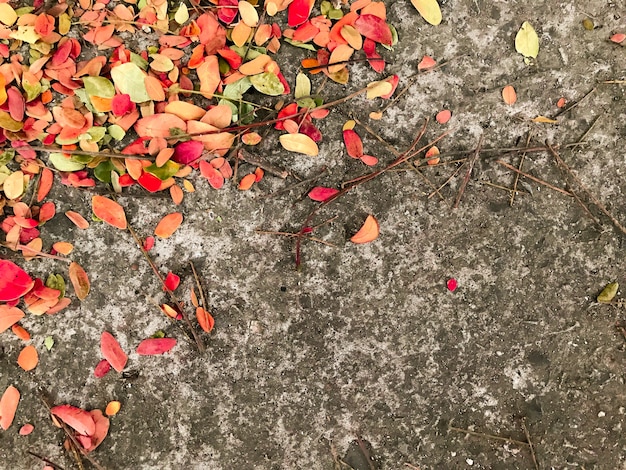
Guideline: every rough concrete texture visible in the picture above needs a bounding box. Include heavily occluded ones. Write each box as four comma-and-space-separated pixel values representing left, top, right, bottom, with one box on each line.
2, 0, 626, 469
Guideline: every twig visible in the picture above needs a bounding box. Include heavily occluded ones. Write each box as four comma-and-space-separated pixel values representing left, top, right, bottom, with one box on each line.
27, 451, 66, 470
259, 166, 327, 199
510, 132, 532, 206
479, 180, 527, 195
571, 114, 602, 150
404, 464, 421, 470
38, 391, 106, 470
190, 261, 208, 310
553, 87, 596, 118
0, 243, 74, 262
14, 145, 155, 161
126, 222, 205, 352
255, 229, 338, 247
428, 163, 464, 199
303, 57, 388, 72
448, 425, 530, 447
495, 160, 573, 197
520, 418, 540, 470
237, 149, 288, 178
453, 135, 483, 208
547, 142, 626, 234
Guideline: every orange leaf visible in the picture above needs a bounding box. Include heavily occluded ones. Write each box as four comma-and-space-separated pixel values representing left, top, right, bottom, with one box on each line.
92, 195, 127, 229
170, 184, 184, 205
37, 168, 53, 202
502, 85, 517, 105
154, 212, 183, 239
69, 262, 90, 301
328, 44, 354, 73
105, 401, 121, 416
134, 113, 187, 139
53, 241, 74, 255
350, 214, 379, 244
164, 101, 206, 121
417, 55, 436, 71
101, 331, 128, 372
196, 307, 215, 333
11, 324, 30, 341
238, 173, 256, 190
65, 211, 90, 229
0, 385, 20, 430
435, 109, 451, 124
17, 345, 38, 371
0, 305, 24, 333
144, 75, 166, 102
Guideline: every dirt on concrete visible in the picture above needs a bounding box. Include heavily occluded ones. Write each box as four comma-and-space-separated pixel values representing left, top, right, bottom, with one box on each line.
1, 0, 626, 469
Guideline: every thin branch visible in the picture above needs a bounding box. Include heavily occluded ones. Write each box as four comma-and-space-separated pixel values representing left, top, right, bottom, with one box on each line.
448, 425, 530, 447
495, 160, 573, 197
520, 418, 540, 470
237, 149, 288, 178
453, 135, 483, 209
510, 132, 532, 206
553, 87, 596, 118
27, 451, 66, 470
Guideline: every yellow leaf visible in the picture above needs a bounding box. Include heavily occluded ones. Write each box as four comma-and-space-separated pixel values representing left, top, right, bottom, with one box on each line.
279, 133, 319, 156
3, 171, 25, 200
515, 22, 539, 59
174, 2, 189, 24
105, 401, 121, 416
239, 1, 259, 27
531, 115, 558, 124
294, 72, 311, 99
410, 0, 442, 26
328, 44, 354, 74
9, 26, 41, 44
0, 3, 18, 26
366, 80, 393, 99
342, 120, 356, 131
597, 282, 618, 303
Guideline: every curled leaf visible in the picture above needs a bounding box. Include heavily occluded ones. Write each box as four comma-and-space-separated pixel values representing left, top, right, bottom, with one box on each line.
350, 215, 380, 244
50, 404, 96, 436
196, 307, 215, 333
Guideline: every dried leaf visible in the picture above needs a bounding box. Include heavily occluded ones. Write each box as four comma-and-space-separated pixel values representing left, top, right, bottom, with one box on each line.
69, 262, 90, 300
136, 337, 177, 355
19, 423, 34, 435
50, 404, 96, 436
196, 307, 215, 333
105, 401, 121, 416
279, 133, 319, 156
350, 214, 379, 244
3, 170, 25, 200
597, 282, 618, 303
92, 195, 127, 229
239, 0, 259, 27
435, 109, 452, 124
502, 85, 517, 105
410, 0, 442, 25
238, 173, 256, 190
532, 115, 558, 124
0, 385, 20, 430
343, 129, 364, 158
515, 22, 539, 59
0, 305, 25, 333
154, 212, 183, 239
101, 331, 128, 372
17, 345, 38, 371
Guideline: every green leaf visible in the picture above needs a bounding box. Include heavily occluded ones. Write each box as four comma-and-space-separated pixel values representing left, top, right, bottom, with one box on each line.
110, 62, 150, 103
144, 160, 180, 180
0, 150, 15, 167
219, 77, 252, 120
94, 160, 116, 183
49, 153, 85, 172
283, 38, 317, 51
44, 336, 54, 351
87, 126, 106, 143
597, 282, 619, 303
108, 124, 126, 141
46, 273, 66, 298
515, 21, 539, 59
23, 80, 41, 102
250, 72, 285, 96
82, 76, 115, 98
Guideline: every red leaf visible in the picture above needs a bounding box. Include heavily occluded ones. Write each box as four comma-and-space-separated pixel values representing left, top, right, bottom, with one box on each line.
172, 140, 204, 165
217, 0, 238, 24
100, 332, 128, 372
199, 160, 225, 189
447, 278, 458, 292
137, 172, 162, 193
0, 260, 35, 302
343, 129, 364, 158
360, 154, 378, 166
111, 94, 135, 117
164, 272, 180, 291
136, 337, 177, 355
94, 359, 111, 378
87, 410, 110, 451
288, 0, 314, 27
436, 109, 452, 124
308, 186, 339, 202
37, 168, 54, 202
50, 404, 96, 436
354, 14, 392, 46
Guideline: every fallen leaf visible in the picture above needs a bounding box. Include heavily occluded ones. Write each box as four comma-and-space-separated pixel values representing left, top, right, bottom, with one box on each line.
69, 262, 90, 301
164, 272, 180, 291
435, 109, 452, 124
411, 0, 442, 25
447, 278, 458, 292
0, 260, 35, 302
105, 401, 121, 416
425, 145, 440, 165
100, 331, 128, 372
532, 115, 558, 124
418, 55, 437, 71
0, 385, 20, 430
154, 212, 183, 239
502, 85, 517, 105
279, 133, 319, 156
65, 211, 90, 229
3, 170, 25, 200
17, 345, 38, 371
94, 359, 111, 378
12, 324, 30, 341
556, 97, 567, 108
515, 21, 539, 59
92, 195, 127, 230
610, 33, 625, 44
50, 404, 96, 436
196, 307, 215, 333
0, 305, 25, 333
19, 423, 34, 435
136, 337, 177, 355
37, 168, 54, 202
343, 129, 364, 158
354, 14, 392, 45
350, 215, 379, 244
308, 186, 340, 202
238, 173, 256, 190
597, 282, 618, 303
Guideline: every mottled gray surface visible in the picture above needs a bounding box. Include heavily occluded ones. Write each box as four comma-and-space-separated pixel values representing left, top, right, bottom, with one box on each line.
2, 0, 626, 469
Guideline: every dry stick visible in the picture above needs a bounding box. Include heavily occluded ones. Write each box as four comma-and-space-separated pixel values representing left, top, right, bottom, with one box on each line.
404, 464, 421, 470
126, 223, 205, 352
603, 79, 626, 84
14, 145, 156, 160
553, 87, 596, 118
510, 132, 533, 206
255, 229, 338, 248
547, 142, 626, 234
520, 418, 540, 470
448, 425, 531, 447
237, 148, 289, 178
38, 392, 106, 470
495, 161, 573, 197
295, 120, 445, 267
0, 243, 74, 262
453, 135, 484, 208
260, 166, 328, 199
304, 57, 388, 72
27, 451, 66, 470
428, 162, 464, 199
571, 114, 602, 150
189, 261, 208, 311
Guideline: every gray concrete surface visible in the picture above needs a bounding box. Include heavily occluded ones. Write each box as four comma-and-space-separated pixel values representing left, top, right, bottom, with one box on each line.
2, 0, 626, 469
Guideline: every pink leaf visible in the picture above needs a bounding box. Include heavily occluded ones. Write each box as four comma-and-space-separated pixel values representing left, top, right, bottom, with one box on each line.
0, 260, 35, 302
354, 14, 392, 46
308, 186, 339, 202
360, 155, 378, 166
50, 404, 96, 436
94, 359, 111, 378
218, 0, 238, 24
111, 94, 135, 117
447, 278, 458, 292
172, 140, 204, 165
100, 332, 128, 372
136, 337, 177, 355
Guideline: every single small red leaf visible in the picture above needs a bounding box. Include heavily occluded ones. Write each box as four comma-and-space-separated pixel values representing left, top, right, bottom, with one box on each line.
19, 423, 34, 435
308, 186, 340, 202
288, 0, 314, 27
136, 337, 177, 355
111, 94, 134, 117
436, 109, 452, 124
164, 272, 180, 291
343, 129, 364, 158
418, 55, 436, 71
137, 172, 163, 193
100, 332, 128, 372
94, 359, 111, 378
50, 404, 96, 436
447, 278, 458, 292
154, 212, 183, 239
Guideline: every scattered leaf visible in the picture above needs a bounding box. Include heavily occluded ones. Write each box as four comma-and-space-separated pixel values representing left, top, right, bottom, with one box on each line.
94, 359, 111, 378
92, 196, 127, 230
0, 385, 20, 430
447, 278, 458, 292
279, 133, 319, 156
136, 337, 177, 355
100, 331, 128, 372
0, 260, 35, 302
69, 262, 90, 301
238, 173, 256, 190
418, 55, 437, 71
410, 0, 442, 26
515, 21, 540, 59
502, 85, 517, 105
196, 307, 215, 333
435, 109, 452, 124
154, 212, 183, 239
308, 186, 340, 202
597, 282, 618, 303
350, 215, 379, 244
610, 33, 626, 44
17, 345, 38, 371
19, 423, 34, 435
0, 305, 25, 333
532, 115, 558, 124
44, 336, 54, 351
105, 401, 121, 416
50, 404, 96, 436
